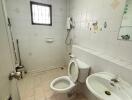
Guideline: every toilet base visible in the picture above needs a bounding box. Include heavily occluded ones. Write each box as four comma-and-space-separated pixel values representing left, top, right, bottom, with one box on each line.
66, 85, 78, 100
67, 92, 76, 100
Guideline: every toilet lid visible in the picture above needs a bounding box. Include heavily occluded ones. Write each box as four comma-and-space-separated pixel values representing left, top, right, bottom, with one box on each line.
68, 59, 79, 83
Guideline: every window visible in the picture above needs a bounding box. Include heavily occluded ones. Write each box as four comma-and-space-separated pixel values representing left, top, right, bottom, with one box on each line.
30, 1, 52, 26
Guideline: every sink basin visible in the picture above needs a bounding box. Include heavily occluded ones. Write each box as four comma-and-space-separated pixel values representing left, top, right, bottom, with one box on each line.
86, 72, 132, 100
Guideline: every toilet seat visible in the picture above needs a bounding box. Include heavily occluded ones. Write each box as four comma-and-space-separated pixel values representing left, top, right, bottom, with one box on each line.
50, 76, 75, 93
50, 59, 79, 93
68, 59, 79, 82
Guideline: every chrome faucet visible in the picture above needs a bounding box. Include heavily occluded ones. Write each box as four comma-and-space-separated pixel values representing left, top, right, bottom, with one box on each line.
111, 78, 119, 83
111, 75, 120, 83
9, 71, 21, 80
110, 75, 121, 89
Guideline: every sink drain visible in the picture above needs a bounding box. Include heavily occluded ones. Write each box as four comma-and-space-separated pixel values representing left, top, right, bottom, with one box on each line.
105, 91, 111, 96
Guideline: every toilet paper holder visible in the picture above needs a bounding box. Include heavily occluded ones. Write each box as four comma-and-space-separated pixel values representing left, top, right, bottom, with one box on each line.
46, 38, 54, 43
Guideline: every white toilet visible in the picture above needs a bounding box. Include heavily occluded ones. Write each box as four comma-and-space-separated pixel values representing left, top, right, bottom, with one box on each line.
50, 58, 90, 93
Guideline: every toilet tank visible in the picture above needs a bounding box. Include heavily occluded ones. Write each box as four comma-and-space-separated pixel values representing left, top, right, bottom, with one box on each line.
76, 59, 90, 83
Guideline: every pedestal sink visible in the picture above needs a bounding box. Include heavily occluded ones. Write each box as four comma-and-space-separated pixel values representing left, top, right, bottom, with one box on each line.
86, 72, 132, 100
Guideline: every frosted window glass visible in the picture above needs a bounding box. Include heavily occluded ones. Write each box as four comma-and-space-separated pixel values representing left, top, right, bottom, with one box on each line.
31, 2, 52, 25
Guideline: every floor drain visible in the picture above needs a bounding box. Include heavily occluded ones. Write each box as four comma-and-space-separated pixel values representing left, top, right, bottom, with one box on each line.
105, 91, 111, 96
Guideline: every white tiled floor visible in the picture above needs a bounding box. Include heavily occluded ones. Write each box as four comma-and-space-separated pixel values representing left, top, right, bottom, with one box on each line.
18, 67, 88, 100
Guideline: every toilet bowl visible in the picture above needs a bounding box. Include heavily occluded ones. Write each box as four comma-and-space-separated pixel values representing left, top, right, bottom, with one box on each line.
50, 58, 90, 93
50, 76, 75, 93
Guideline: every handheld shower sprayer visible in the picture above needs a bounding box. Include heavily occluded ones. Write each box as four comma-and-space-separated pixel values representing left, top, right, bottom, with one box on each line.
65, 17, 74, 45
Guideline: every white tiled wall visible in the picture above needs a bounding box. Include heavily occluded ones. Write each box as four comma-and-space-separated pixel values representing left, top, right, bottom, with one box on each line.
70, 0, 132, 64
6, 0, 68, 72
70, 0, 132, 99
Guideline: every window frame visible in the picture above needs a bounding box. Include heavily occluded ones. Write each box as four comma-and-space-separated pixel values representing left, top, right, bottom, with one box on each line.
30, 1, 52, 26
